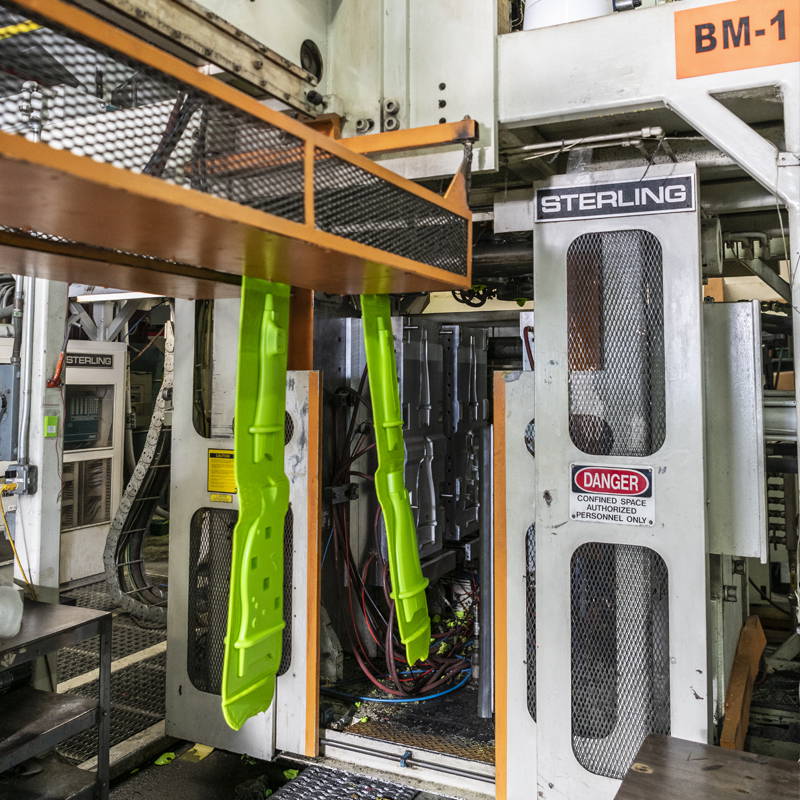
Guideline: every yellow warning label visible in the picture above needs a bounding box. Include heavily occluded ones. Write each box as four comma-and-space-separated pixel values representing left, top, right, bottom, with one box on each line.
207, 449, 236, 494
209, 493, 234, 504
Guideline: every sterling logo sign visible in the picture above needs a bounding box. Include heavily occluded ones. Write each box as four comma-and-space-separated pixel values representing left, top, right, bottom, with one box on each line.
535, 175, 695, 222
65, 353, 114, 369
570, 465, 655, 527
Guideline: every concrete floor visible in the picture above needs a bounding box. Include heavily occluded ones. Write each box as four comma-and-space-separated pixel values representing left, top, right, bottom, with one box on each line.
110, 750, 274, 800
108, 749, 474, 800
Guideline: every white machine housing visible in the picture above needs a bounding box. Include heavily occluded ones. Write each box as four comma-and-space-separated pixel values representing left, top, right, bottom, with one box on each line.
61, 340, 126, 584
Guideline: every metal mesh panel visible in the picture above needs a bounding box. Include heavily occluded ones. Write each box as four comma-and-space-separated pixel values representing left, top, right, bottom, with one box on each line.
271, 765, 418, 800
524, 419, 535, 459
0, 3, 468, 277
526, 523, 536, 722
187, 505, 293, 694
0, 4, 305, 219
567, 231, 665, 458
314, 148, 468, 275
571, 543, 670, 779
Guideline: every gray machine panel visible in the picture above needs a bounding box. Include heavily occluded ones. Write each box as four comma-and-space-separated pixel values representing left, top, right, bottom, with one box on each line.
703, 301, 768, 561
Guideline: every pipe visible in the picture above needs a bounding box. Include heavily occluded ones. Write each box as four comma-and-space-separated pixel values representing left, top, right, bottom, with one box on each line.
10, 278, 22, 366
319, 736, 495, 784
505, 127, 664, 156
477, 425, 494, 719
473, 244, 533, 279
17, 277, 35, 465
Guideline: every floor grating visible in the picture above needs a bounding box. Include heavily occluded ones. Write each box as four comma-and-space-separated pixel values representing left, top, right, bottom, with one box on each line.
325, 681, 495, 765
55, 581, 168, 764
271, 765, 420, 800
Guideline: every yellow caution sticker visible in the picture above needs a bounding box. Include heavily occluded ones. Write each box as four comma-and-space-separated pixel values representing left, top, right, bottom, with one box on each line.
209, 493, 234, 504
207, 449, 236, 494
675, 0, 800, 79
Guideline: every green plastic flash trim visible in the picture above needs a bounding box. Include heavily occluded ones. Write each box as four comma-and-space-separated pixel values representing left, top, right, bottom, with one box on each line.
222, 277, 291, 730
360, 294, 431, 665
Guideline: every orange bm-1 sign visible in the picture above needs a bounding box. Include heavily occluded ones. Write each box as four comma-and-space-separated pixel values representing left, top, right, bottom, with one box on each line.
675, 0, 800, 79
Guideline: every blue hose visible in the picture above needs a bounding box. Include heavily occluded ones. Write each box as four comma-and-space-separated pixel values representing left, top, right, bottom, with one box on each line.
322, 670, 472, 705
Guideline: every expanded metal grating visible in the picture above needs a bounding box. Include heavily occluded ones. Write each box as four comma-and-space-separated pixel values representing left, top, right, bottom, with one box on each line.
61, 581, 119, 612
314, 148, 468, 275
571, 543, 670, 779
57, 647, 97, 681
188, 505, 293, 694
526, 524, 536, 723
57, 618, 166, 680
271, 765, 418, 800
349, 721, 495, 765
0, 1, 469, 286
58, 652, 166, 763
0, 4, 304, 216
567, 231, 666, 458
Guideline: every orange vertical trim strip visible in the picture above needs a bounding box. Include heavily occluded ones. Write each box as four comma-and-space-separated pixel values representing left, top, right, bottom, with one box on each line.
304, 372, 322, 756
288, 288, 315, 371
493, 372, 508, 800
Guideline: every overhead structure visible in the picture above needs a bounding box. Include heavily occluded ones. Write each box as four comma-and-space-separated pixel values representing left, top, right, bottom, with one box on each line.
0, 0, 473, 299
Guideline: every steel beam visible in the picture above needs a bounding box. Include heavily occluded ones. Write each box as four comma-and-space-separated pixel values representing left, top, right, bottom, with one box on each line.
74, 0, 319, 114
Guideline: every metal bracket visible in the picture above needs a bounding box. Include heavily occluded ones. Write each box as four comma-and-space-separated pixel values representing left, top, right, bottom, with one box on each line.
325, 483, 359, 505
778, 152, 800, 167
6, 463, 37, 495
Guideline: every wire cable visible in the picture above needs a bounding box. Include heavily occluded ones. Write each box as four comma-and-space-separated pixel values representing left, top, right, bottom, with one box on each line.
0, 489, 36, 598
322, 670, 472, 705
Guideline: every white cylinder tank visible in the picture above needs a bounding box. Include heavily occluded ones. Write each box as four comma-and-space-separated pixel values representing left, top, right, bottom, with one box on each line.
523, 0, 614, 29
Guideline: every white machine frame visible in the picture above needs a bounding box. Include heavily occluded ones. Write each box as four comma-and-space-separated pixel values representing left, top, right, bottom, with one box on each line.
530, 163, 708, 799
166, 300, 320, 761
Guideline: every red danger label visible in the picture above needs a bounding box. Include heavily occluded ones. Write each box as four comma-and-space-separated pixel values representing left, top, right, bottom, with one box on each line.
572, 466, 652, 497
570, 465, 655, 527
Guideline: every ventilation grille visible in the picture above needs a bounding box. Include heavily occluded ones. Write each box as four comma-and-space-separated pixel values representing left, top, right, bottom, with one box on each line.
187, 506, 293, 694
0, 2, 468, 277
567, 231, 666, 458
60, 457, 112, 530
571, 543, 670, 779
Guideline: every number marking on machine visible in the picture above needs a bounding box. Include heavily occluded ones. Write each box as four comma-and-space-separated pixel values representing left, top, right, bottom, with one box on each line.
570, 465, 655, 527
675, 0, 800, 79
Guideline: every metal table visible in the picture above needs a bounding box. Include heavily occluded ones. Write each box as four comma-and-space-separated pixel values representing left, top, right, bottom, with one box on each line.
615, 735, 800, 800
0, 600, 112, 799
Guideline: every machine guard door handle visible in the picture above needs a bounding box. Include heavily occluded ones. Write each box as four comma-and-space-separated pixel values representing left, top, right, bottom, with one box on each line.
222, 277, 291, 730
361, 294, 431, 665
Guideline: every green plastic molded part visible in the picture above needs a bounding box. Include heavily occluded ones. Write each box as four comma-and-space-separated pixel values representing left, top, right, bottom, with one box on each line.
360, 294, 431, 665
222, 277, 291, 730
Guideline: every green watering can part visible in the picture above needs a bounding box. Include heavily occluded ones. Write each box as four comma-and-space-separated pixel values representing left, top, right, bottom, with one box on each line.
360, 294, 431, 666
221, 277, 291, 731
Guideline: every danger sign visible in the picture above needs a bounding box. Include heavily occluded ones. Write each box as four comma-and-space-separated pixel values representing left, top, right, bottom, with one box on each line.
675, 0, 800, 79
570, 465, 655, 527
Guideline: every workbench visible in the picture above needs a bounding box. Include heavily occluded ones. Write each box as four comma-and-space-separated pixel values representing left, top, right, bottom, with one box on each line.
616, 735, 800, 800
0, 600, 112, 799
